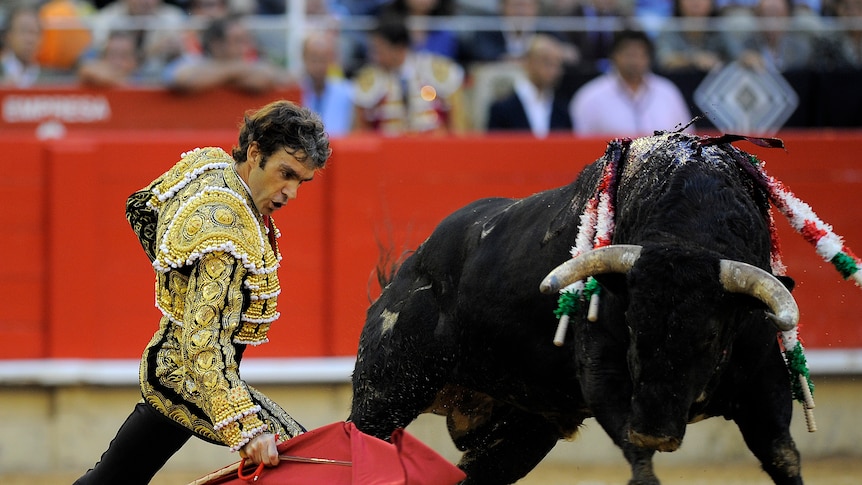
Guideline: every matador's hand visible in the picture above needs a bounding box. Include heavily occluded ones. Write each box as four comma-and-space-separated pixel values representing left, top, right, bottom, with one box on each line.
239, 432, 280, 466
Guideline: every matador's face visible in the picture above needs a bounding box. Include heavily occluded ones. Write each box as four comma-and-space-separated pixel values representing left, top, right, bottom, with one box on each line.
244, 144, 315, 216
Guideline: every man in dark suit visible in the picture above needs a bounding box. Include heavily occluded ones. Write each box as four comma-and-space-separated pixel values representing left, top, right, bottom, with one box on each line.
487, 34, 573, 136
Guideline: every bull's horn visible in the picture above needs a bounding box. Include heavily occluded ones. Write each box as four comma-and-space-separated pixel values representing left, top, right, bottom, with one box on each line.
719, 260, 799, 331
540, 245, 643, 294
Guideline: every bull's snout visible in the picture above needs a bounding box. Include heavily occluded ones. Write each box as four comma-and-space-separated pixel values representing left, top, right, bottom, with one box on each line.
628, 429, 682, 452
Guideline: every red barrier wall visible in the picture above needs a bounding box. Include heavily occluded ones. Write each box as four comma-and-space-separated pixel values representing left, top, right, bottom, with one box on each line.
0, 87, 301, 132
2, 130, 862, 359
746, 133, 862, 349
0, 138, 48, 357
41, 131, 330, 359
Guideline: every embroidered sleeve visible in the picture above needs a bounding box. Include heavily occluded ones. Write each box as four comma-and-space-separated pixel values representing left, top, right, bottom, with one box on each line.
126, 187, 160, 262
181, 250, 267, 451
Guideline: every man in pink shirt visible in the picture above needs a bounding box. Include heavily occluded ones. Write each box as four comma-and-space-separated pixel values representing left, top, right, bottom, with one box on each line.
570, 29, 694, 137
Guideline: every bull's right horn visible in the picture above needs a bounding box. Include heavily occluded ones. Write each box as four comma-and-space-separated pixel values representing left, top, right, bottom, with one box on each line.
540, 245, 643, 294
719, 260, 799, 331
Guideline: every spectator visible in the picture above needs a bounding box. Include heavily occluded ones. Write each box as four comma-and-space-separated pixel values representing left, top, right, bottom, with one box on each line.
339, 0, 389, 15
810, 0, 862, 69
569, 29, 693, 136
300, 0, 366, 77
715, 0, 759, 14
300, 31, 354, 137
1, 4, 46, 86
253, 0, 358, 73
77, 30, 147, 87
563, 0, 631, 73
634, 0, 676, 18
466, 0, 577, 63
379, 0, 462, 60
711, 0, 760, 54
179, 0, 231, 57
89, 0, 187, 76
189, 0, 231, 18
257, 0, 352, 15
36, 0, 94, 71
654, 0, 745, 73
487, 34, 572, 136
164, 14, 288, 93
352, 13, 468, 135
738, 0, 813, 72
456, 0, 497, 14
717, 0, 821, 13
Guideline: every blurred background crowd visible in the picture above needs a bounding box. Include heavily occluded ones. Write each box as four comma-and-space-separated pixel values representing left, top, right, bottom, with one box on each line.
2, 0, 861, 135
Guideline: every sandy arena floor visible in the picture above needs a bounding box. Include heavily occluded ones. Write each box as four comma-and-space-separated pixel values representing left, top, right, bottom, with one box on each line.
7, 456, 860, 484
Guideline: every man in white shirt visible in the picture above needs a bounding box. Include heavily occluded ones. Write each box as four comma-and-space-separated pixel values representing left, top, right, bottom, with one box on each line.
570, 29, 694, 137
487, 34, 573, 137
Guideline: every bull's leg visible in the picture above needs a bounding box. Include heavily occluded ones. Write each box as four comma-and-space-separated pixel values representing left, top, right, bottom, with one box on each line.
733, 398, 802, 484
732, 358, 803, 484
590, 410, 658, 485
453, 405, 560, 485
621, 444, 659, 485
574, 313, 660, 484
581, 378, 659, 482
351, 368, 436, 441
350, 270, 456, 440
721, 324, 803, 485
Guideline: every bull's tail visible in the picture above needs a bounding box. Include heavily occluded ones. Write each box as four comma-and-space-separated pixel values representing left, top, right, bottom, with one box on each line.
369, 228, 413, 302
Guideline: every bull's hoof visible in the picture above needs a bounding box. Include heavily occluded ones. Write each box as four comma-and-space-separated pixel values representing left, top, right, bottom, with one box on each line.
629, 429, 681, 452
627, 478, 660, 485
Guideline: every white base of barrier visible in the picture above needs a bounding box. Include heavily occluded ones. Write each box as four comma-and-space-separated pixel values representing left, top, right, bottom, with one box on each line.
1, 350, 861, 386
0, 356, 357, 386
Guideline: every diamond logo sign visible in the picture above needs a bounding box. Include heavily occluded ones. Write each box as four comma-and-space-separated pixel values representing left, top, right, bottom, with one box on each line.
694, 61, 798, 134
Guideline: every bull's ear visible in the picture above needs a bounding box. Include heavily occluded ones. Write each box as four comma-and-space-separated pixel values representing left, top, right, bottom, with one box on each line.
778, 275, 795, 293
593, 273, 627, 296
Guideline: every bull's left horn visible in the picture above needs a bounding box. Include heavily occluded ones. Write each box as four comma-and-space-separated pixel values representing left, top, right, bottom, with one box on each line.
540, 245, 643, 294
719, 260, 799, 331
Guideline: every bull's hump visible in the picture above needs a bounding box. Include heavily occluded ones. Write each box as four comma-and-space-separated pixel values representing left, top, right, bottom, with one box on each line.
628, 133, 696, 165
624, 132, 738, 177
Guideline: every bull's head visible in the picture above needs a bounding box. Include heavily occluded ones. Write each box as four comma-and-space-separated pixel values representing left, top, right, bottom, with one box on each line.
540, 244, 798, 452
541, 245, 798, 331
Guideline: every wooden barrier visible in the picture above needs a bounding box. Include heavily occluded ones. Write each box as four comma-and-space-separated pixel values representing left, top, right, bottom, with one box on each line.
2, 129, 862, 360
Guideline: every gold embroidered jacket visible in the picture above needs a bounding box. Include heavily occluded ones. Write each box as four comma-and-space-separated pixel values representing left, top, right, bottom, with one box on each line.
353, 52, 464, 135
125, 147, 304, 451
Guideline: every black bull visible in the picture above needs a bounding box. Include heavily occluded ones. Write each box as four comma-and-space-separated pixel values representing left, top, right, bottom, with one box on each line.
349, 132, 804, 485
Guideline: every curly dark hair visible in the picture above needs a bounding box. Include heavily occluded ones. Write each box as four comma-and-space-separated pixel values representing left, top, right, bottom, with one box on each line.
383, 0, 455, 17
611, 28, 655, 59
371, 12, 411, 47
232, 100, 331, 169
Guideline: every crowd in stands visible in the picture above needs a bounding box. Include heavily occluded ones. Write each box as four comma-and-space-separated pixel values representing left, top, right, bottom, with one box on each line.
1, 0, 861, 135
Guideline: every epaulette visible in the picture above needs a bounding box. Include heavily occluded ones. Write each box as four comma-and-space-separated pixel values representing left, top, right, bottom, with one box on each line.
149, 147, 233, 210
353, 66, 390, 108
154, 186, 267, 274
417, 53, 464, 98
